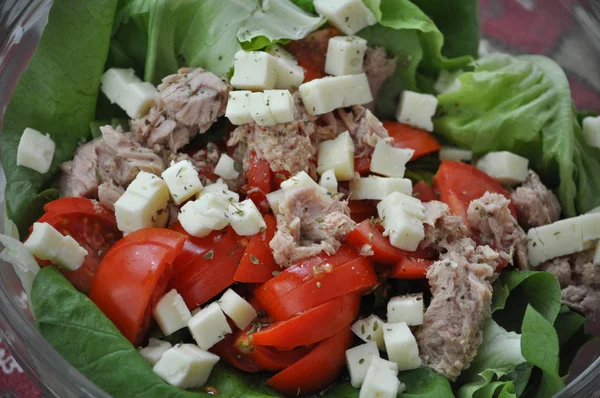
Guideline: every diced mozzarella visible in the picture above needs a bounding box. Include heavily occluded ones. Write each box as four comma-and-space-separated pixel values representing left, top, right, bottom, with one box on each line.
267, 45, 305, 89
0, 235, 41, 297
434, 69, 463, 94
359, 356, 403, 398
280, 171, 327, 194
349, 176, 412, 200
319, 169, 338, 194
377, 192, 425, 251
341, 73, 373, 107
370, 139, 414, 178
578, 212, 600, 242
114, 172, 169, 234
201, 179, 233, 196
325, 35, 368, 76
214, 154, 240, 180
346, 342, 380, 388
317, 131, 355, 181
387, 293, 424, 326
587, 206, 600, 214
249, 92, 277, 127
161, 160, 203, 205
138, 338, 172, 366
299, 74, 373, 115
314, 0, 377, 35
264, 90, 295, 124
188, 302, 232, 350
24, 222, 65, 261
230, 51, 278, 91
225, 91, 253, 125
439, 146, 473, 162
53, 235, 88, 271
16, 128, 55, 174
594, 242, 600, 266
351, 315, 386, 351
475, 151, 529, 185
228, 199, 266, 236
583, 116, 600, 149
101, 68, 138, 103
266, 189, 285, 214
153, 344, 219, 389
119, 82, 158, 118
217, 289, 257, 330
153, 289, 192, 336
383, 322, 421, 371
396, 91, 438, 132
178, 191, 234, 238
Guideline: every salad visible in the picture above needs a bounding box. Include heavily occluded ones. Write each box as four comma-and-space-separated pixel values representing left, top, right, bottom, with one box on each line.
1, 0, 599, 397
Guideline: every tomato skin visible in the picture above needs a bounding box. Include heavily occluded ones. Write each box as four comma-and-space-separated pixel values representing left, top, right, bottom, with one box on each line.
234, 331, 310, 372
382, 122, 442, 159
434, 161, 517, 221
234, 214, 280, 283
248, 151, 272, 194
252, 293, 359, 347
413, 181, 438, 202
267, 326, 353, 396
348, 200, 378, 223
354, 156, 372, 175
271, 169, 291, 190
210, 332, 262, 373
286, 27, 340, 82
389, 256, 434, 279
89, 228, 186, 345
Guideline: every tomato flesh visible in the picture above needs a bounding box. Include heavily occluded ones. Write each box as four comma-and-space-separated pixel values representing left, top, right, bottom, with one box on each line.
413, 181, 438, 202
286, 27, 340, 82
383, 121, 442, 159
234, 214, 280, 283
389, 256, 434, 279
348, 200, 378, 223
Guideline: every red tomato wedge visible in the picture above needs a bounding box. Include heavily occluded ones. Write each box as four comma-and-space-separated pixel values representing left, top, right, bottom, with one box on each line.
348, 200, 378, 223
234, 214, 280, 283
354, 155, 372, 175
252, 293, 360, 347
286, 27, 341, 82
255, 245, 359, 310
389, 256, 434, 279
347, 219, 434, 264
234, 331, 310, 372
434, 161, 517, 221
169, 224, 247, 309
413, 180, 439, 202
267, 326, 353, 396
89, 228, 186, 345
383, 121, 442, 159
210, 332, 262, 373
264, 257, 377, 321
36, 197, 122, 293
247, 152, 272, 212
271, 169, 291, 190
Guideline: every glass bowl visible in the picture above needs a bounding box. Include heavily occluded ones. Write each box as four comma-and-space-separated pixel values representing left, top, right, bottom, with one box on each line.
0, 0, 598, 397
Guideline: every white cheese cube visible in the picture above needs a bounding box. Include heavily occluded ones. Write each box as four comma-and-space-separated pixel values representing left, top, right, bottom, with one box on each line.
352, 315, 386, 351
228, 199, 267, 236
214, 154, 240, 180
342, 73, 373, 107
153, 344, 219, 389
359, 357, 403, 398
225, 91, 253, 125
319, 169, 338, 194
317, 131, 355, 181
528, 218, 584, 267
587, 206, 600, 214
475, 151, 529, 186
201, 180, 238, 200
188, 302, 232, 350
126, 171, 169, 200
268, 45, 305, 89
396, 91, 438, 132
379, 191, 425, 220
249, 92, 277, 127
24, 222, 64, 261
578, 212, 600, 242
161, 160, 203, 205
178, 192, 234, 237
217, 289, 257, 330
314, 0, 377, 35
119, 82, 157, 119
138, 338, 172, 366
439, 146, 473, 162
266, 189, 285, 215
16, 128, 55, 174
583, 116, 600, 149
325, 35, 368, 76
153, 289, 192, 336
280, 171, 327, 194
230, 51, 278, 91
383, 322, 421, 371
370, 139, 414, 178
264, 90, 295, 124
100, 68, 138, 104
0, 235, 41, 297
377, 192, 425, 251
346, 342, 380, 388
178, 202, 213, 238
349, 176, 412, 200
594, 242, 600, 266
387, 293, 424, 326
434, 69, 463, 94
299, 76, 346, 115
53, 235, 88, 271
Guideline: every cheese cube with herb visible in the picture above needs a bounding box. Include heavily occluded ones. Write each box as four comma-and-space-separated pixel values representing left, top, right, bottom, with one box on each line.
228, 199, 266, 236
396, 91, 438, 132
162, 160, 203, 205
299, 76, 346, 115
53, 235, 88, 271
249, 92, 277, 127
153, 344, 219, 389
475, 151, 529, 186
153, 289, 192, 336
267, 45, 305, 89
138, 338, 172, 366
583, 116, 600, 149
314, 0, 377, 35
16, 128, 55, 174
341, 73, 373, 107
319, 169, 338, 194
225, 90, 253, 125
280, 171, 327, 194
317, 131, 355, 181
370, 139, 414, 178
230, 51, 278, 91
325, 36, 368, 76
351, 315, 386, 351
119, 82, 158, 118
266, 189, 285, 215
359, 357, 403, 398
178, 191, 235, 237
383, 322, 421, 371
439, 146, 473, 162
346, 342, 380, 388
101, 68, 138, 103
188, 302, 232, 350
218, 289, 257, 330
377, 192, 425, 251
349, 176, 412, 200
214, 154, 240, 180
387, 293, 424, 326
24, 222, 66, 261
264, 90, 295, 124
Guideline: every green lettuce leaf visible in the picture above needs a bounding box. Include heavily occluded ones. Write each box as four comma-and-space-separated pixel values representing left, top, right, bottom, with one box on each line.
434, 54, 600, 216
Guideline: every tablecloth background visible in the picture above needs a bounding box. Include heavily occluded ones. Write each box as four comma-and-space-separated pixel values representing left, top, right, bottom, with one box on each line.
1, 0, 599, 396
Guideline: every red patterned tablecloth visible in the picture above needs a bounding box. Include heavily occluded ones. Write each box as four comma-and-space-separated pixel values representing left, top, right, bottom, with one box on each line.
1, 1, 599, 397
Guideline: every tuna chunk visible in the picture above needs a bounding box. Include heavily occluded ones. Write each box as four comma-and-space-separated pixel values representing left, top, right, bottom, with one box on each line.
363, 47, 397, 110
562, 285, 600, 316
97, 181, 125, 211
270, 186, 355, 266
510, 170, 561, 228
420, 201, 469, 253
